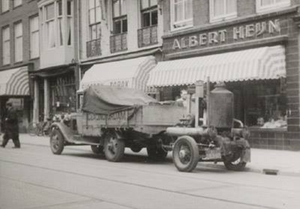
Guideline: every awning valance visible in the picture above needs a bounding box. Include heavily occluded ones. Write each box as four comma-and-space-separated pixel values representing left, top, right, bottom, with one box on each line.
80, 56, 156, 91
0, 67, 29, 96
147, 46, 286, 87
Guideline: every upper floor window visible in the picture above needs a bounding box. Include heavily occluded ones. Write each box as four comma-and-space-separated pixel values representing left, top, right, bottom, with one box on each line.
89, 0, 101, 40
2, 0, 9, 13
14, 0, 22, 8
2, 26, 10, 65
141, 0, 158, 28
171, 0, 193, 31
14, 21, 23, 62
210, 0, 237, 22
256, 0, 291, 13
40, 0, 73, 50
30, 15, 39, 59
113, 0, 127, 34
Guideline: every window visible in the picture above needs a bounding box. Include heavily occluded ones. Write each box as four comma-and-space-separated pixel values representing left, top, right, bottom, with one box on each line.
113, 0, 127, 34
2, 0, 9, 12
45, 3, 55, 48
2, 26, 10, 65
67, 0, 73, 45
141, 0, 158, 28
13, 0, 22, 8
40, 0, 73, 49
171, 0, 193, 30
256, 0, 290, 13
210, 0, 237, 22
14, 22, 23, 62
89, 0, 101, 40
30, 16, 39, 59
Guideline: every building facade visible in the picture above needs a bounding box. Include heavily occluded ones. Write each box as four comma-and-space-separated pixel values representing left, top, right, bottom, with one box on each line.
30, 0, 79, 124
146, 0, 300, 150
78, 0, 164, 100
0, 0, 39, 132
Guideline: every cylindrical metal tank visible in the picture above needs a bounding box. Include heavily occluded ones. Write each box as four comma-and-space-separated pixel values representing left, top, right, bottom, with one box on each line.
208, 83, 234, 129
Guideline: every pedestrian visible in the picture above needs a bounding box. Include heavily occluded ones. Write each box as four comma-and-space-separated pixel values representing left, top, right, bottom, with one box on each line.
1, 100, 20, 148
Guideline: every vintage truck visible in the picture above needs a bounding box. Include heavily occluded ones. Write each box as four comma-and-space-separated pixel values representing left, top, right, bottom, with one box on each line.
50, 82, 250, 172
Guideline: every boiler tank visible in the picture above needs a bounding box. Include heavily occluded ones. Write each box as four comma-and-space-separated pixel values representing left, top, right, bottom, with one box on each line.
208, 83, 234, 129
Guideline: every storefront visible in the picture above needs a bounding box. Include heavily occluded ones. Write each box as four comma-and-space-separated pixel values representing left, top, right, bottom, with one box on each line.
0, 66, 30, 133
148, 8, 300, 150
30, 65, 78, 123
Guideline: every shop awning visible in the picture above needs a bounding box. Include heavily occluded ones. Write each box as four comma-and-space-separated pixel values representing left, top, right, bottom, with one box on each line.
147, 45, 286, 87
0, 67, 29, 96
80, 56, 156, 91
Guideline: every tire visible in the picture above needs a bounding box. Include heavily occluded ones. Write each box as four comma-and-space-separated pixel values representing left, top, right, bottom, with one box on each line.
173, 136, 199, 172
50, 129, 65, 155
104, 134, 125, 162
91, 145, 104, 154
222, 149, 247, 171
147, 146, 168, 161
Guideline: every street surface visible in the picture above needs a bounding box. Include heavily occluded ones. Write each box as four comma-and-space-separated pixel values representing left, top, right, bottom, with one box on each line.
1, 139, 300, 209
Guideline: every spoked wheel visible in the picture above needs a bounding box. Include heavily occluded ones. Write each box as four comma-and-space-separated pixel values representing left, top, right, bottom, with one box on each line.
104, 134, 125, 162
222, 149, 246, 171
173, 136, 199, 172
91, 145, 104, 155
50, 129, 64, 155
147, 146, 168, 161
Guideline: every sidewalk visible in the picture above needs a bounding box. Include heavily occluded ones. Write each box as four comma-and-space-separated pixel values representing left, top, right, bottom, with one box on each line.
2, 134, 300, 177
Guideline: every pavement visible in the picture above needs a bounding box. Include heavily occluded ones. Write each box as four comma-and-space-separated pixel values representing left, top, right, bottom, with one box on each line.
1, 133, 300, 177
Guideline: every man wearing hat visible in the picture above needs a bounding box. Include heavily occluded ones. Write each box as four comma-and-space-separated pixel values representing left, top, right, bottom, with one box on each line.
1, 100, 20, 148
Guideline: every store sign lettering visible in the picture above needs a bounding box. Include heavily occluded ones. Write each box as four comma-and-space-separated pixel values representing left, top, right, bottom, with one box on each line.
172, 19, 281, 50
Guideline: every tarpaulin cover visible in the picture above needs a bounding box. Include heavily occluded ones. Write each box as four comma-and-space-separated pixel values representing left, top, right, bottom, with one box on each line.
82, 85, 158, 115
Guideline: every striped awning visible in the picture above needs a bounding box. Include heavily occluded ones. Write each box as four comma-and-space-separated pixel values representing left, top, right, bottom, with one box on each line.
0, 67, 29, 96
80, 56, 156, 91
147, 45, 286, 87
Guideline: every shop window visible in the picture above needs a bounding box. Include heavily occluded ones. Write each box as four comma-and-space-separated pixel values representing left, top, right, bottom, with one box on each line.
113, 0, 127, 34
141, 0, 158, 28
231, 81, 287, 129
210, 0, 237, 22
13, 0, 22, 8
171, 0, 193, 30
256, 0, 291, 13
2, 0, 9, 12
14, 21, 23, 63
30, 15, 39, 59
2, 26, 10, 65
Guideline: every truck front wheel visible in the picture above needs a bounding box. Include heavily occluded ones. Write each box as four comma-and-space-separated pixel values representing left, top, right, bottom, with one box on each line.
50, 129, 64, 155
173, 136, 199, 172
104, 135, 125, 162
222, 149, 246, 171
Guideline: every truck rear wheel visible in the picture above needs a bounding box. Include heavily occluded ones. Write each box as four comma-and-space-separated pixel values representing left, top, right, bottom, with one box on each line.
147, 146, 168, 161
91, 145, 104, 155
222, 149, 246, 171
50, 129, 64, 155
104, 135, 125, 162
173, 136, 199, 172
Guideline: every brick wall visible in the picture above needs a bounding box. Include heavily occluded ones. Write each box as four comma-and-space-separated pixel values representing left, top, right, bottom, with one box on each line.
0, 0, 39, 71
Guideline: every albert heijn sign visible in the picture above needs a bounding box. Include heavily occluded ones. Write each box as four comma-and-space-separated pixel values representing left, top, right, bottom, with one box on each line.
166, 18, 285, 53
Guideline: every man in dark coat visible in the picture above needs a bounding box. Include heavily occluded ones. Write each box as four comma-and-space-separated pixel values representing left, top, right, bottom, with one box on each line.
1, 101, 20, 148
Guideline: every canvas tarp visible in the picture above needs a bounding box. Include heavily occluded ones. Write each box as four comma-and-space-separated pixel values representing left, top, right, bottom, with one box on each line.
82, 85, 158, 115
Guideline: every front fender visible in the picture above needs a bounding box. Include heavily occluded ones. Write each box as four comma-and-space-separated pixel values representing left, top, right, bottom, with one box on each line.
51, 122, 73, 143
